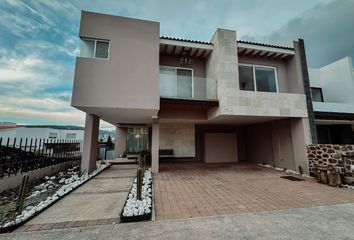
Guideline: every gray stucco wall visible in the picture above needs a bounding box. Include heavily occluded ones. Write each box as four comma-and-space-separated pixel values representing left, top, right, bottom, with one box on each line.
72, 11, 160, 111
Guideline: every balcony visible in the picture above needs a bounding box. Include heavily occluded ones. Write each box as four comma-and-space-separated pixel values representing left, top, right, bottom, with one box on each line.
159, 69, 217, 101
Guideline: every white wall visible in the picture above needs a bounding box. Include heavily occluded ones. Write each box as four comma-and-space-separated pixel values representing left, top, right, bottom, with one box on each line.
309, 57, 354, 104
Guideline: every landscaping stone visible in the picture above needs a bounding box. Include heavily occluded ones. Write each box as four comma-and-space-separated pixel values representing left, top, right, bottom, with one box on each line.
307, 144, 354, 177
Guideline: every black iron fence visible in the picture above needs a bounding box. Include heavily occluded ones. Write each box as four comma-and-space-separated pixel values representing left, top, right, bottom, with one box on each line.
0, 137, 82, 179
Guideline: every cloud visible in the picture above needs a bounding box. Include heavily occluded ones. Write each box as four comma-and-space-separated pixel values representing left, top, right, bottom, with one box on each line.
259, 0, 354, 68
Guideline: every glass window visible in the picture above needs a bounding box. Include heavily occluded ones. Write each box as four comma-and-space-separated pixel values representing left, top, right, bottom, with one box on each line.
95, 41, 109, 59
177, 69, 192, 98
80, 39, 109, 59
80, 39, 95, 58
159, 67, 193, 98
127, 128, 148, 153
255, 67, 277, 92
311, 88, 323, 102
160, 67, 176, 97
239, 65, 255, 91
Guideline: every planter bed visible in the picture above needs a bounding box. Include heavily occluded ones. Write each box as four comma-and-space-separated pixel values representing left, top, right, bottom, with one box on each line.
0, 162, 110, 233
120, 169, 152, 223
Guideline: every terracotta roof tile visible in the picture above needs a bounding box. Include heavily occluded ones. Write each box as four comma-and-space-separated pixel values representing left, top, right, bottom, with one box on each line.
160, 36, 294, 50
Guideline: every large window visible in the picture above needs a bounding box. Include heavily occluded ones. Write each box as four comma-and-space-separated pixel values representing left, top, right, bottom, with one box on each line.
239, 64, 278, 92
160, 66, 193, 98
311, 87, 324, 102
80, 38, 110, 59
127, 128, 148, 153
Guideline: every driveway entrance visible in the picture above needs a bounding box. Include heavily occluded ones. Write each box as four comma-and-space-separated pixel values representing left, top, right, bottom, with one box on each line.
154, 162, 354, 220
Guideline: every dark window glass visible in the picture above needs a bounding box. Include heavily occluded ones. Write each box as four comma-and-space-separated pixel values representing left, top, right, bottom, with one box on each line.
239, 65, 254, 91
255, 67, 277, 92
311, 88, 323, 102
95, 41, 109, 59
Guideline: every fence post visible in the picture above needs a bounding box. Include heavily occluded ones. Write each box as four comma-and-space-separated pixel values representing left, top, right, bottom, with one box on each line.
13, 174, 29, 219
29, 139, 33, 153
24, 138, 28, 152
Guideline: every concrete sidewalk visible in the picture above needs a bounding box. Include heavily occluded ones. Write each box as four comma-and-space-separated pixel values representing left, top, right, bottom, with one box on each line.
3, 203, 354, 240
15, 164, 137, 232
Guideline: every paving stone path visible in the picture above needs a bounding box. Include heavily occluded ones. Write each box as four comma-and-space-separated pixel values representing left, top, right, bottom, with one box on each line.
14, 164, 137, 232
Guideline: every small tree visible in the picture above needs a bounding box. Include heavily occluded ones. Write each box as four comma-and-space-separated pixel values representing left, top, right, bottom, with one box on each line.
106, 135, 114, 150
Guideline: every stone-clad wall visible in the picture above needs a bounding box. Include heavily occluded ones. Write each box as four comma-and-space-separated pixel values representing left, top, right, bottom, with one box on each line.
307, 144, 354, 176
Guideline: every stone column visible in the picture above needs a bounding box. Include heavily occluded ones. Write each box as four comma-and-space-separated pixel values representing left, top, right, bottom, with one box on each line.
81, 114, 100, 174
151, 119, 159, 173
293, 39, 317, 143
114, 127, 127, 158
206, 28, 239, 119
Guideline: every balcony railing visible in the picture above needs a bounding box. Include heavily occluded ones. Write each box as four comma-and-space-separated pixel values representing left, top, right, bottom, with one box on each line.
159, 72, 217, 100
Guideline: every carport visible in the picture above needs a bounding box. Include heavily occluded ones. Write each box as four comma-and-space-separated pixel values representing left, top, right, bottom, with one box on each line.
154, 162, 354, 220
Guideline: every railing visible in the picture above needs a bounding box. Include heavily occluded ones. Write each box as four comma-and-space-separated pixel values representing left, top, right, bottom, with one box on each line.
160, 72, 217, 100
0, 137, 82, 179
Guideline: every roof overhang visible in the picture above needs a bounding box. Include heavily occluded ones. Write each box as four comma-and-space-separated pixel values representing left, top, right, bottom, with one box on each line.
160, 38, 213, 58
237, 42, 295, 60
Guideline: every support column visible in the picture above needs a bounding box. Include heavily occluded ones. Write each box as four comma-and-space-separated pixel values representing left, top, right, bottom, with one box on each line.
151, 119, 159, 173
81, 113, 100, 174
290, 117, 312, 174
114, 127, 127, 158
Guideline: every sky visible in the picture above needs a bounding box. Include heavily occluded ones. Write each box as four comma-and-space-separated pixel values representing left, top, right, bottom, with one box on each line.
0, 0, 353, 129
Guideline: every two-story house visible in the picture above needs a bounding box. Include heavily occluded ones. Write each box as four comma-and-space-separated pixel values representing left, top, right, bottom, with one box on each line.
309, 57, 354, 144
72, 11, 316, 174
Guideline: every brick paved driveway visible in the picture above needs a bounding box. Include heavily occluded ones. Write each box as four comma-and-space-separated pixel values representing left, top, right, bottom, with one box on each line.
154, 162, 354, 220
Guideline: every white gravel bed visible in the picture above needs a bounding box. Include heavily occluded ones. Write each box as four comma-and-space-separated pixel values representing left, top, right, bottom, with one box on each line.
1, 162, 110, 228
122, 169, 152, 217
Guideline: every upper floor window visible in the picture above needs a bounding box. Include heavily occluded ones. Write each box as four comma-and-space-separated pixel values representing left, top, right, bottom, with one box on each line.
311, 87, 324, 102
80, 38, 110, 59
160, 66, 193, 98
66, 133, 77, 139
239, 64, 278, 93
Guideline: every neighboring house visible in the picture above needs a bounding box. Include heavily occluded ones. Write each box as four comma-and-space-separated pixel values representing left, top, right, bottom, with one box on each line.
0, 124, 85, 147
309, 57, 354, 144
72, 11, 316, 174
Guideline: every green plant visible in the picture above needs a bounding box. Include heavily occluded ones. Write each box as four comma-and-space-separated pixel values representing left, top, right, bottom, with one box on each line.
106, 135, 114, 150
136, 156, 144, 201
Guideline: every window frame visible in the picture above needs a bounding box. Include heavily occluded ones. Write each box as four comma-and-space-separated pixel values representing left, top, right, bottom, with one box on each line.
81, 38, 110, 60
159, 65, 194, 98
311, 87, 324, 102
238, 63, 279, 93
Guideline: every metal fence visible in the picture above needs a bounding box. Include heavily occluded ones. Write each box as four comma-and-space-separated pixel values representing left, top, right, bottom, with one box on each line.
0, 137, 82, 179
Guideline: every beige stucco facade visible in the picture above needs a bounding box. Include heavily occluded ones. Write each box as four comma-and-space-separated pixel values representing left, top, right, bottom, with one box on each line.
72, 12, 313, 174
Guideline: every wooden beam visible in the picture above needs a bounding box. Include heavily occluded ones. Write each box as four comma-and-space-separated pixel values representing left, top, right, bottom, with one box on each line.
252, 50, 262, 58
196, 49, 205, 58
266, 52, 277, 58
238, 48, 247, 55
172, 45, 177, 55
246, 49, 255, 56
202, 50, 210, 58
259, 51, 268, 57
186, 47, 192, 56
190, 48, 198, 57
